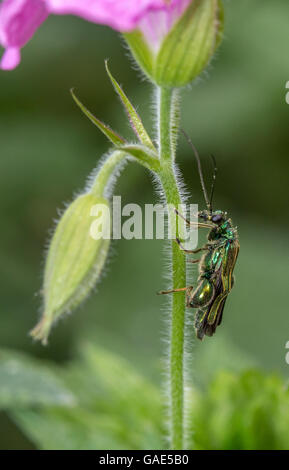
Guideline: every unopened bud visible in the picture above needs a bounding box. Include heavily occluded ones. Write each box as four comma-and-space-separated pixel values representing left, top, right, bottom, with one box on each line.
125, 0, 224, 87
31, 193, 111, 345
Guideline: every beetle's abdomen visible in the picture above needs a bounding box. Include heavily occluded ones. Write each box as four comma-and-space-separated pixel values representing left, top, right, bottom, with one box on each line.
190, 279, 215, 308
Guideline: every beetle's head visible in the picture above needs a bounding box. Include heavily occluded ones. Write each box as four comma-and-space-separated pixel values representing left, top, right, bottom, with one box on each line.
199, 210, 227, 225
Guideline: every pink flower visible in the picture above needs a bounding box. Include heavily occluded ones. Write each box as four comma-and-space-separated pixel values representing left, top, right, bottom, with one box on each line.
138, 0, 191, 52
0, 0, 48, 69
0, 0, 192, 70
48, 0, 169, 31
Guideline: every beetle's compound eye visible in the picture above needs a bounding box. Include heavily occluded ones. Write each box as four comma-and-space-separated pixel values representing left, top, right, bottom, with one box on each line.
212, 213, 223, 223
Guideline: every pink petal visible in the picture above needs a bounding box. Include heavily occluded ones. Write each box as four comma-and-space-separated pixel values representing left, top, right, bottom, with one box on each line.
0, 0, 49, 69
0, 46, 20, 69
138, 0, 192, 51
0, 0, 193, 70
47, 0, 179, 32
47, 0, 192, 50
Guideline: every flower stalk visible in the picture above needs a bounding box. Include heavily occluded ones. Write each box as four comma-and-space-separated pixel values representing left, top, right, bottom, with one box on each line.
72, 77, 187, 448
157, 87, 186, 450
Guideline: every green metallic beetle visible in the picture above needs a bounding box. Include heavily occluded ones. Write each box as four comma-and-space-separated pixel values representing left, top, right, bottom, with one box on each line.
160, 132, 239, 340
187, 208, 239, 339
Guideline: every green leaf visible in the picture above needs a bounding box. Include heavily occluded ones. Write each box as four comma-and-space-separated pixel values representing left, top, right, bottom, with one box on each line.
105, 61, 155, 150
65, 344, 164, 449
12, 408, 130, 450
0, 350, 75, 409
11, 344, 164, 450
71, 89, 126, 146
187, 369, 289, 450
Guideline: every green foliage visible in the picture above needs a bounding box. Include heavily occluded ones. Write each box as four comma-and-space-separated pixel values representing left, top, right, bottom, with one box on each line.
105, 61, 155, 150
187, 370, 289, 450
71, 89, 126, 146
8, 345, 164, 450
1, 345, 288, 450
0, 350, 75, 409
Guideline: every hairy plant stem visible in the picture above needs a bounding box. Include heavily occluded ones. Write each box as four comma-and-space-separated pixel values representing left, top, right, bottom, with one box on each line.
157, 87, 186, 450
91, 88, 187, 449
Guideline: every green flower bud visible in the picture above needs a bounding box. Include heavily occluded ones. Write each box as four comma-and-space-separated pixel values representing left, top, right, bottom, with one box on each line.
125, 0, 224, 87
31, 193, 111, 345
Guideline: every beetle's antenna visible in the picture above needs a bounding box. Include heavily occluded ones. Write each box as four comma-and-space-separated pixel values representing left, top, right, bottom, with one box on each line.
181, 129, 210, 210
208, 154, 217, 214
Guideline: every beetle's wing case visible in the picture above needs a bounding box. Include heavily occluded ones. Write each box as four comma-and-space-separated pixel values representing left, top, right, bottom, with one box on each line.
221, 238, 240, 292
194, 236, 239, 339
206, 239, 239, 327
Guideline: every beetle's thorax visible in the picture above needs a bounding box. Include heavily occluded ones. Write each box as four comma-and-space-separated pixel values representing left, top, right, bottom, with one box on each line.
198, 209, 237, 242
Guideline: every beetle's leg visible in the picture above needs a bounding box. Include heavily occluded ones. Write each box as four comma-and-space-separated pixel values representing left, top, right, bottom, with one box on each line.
158, 286, 196, 309
187, 259, 200, 264
174, 209, 213, 229
175, 238, 209, 254
174, 209, 191, 226
191, 245, 210, 253
158, 287, 188, 295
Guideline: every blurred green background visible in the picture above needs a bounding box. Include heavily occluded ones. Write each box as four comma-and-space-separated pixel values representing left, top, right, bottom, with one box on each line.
0, 0, 289, 449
